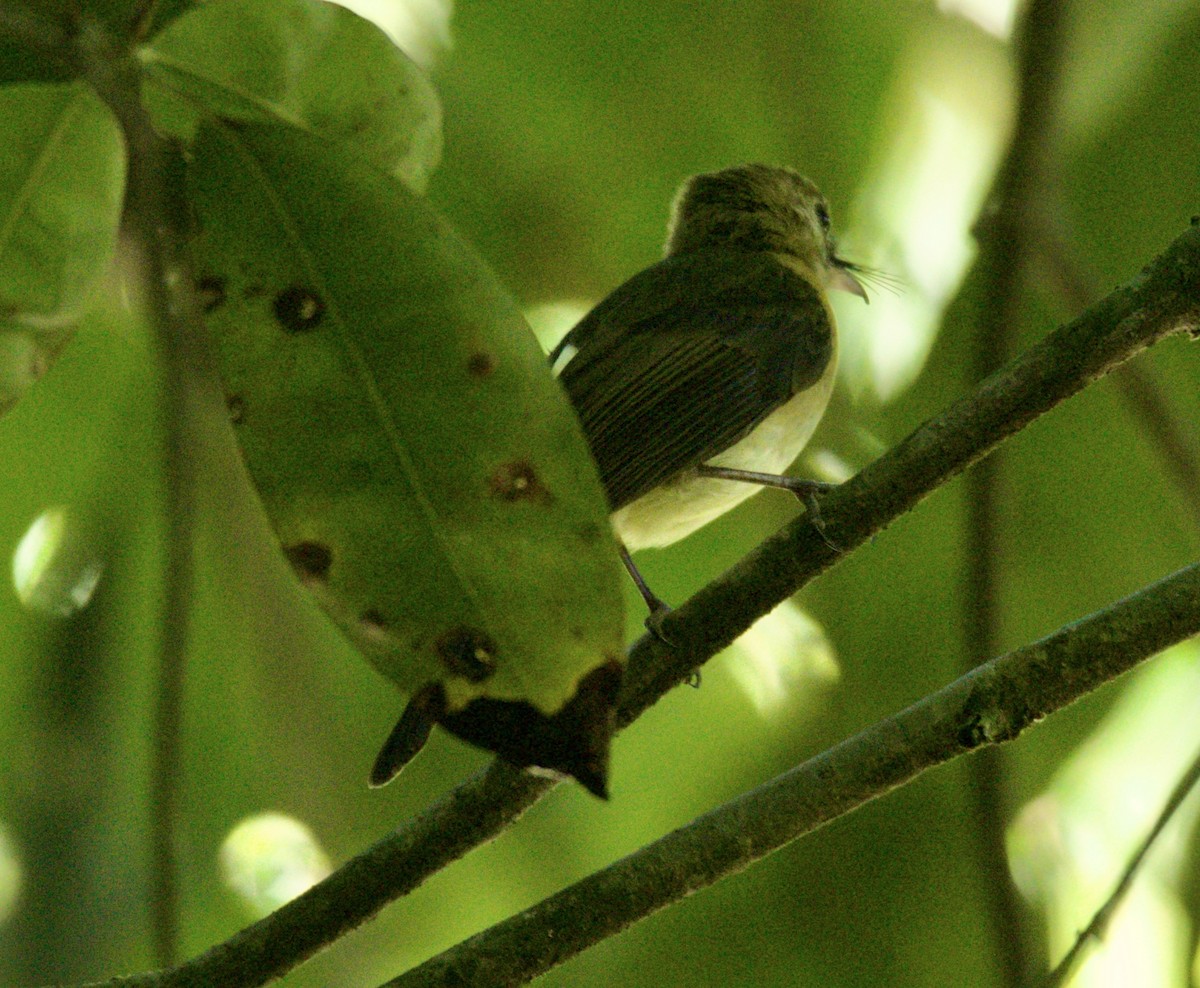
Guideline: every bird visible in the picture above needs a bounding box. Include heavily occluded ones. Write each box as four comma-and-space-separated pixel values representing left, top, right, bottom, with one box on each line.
548, 163, 867, 625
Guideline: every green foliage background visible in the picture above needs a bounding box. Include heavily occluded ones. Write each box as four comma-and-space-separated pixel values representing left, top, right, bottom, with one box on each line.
1, 1, 1199, 986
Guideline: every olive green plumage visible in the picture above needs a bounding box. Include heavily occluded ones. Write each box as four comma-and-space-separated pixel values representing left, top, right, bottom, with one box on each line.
551, 164, 865, 561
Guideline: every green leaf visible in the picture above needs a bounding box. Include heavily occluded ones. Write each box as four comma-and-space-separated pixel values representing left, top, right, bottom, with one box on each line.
0, 322, 72, 417
0, 81, 125, 415
83, 0, 198, 38
188, 122, 624, 788
0, 1, 75, 84
0, 44, 73, 87
142, 0, 442, 191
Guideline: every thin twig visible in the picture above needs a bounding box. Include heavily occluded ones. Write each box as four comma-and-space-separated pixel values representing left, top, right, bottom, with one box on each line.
387, 561, 1200, 988
962, 0, 1071, 980
63, 221, 1200, 988
1042, 744, 1200, 988
0, 0, 195, 968
68, 8, 216, 969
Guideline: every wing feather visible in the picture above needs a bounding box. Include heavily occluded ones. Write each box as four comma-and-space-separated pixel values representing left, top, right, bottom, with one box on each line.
553, 250, 832, 510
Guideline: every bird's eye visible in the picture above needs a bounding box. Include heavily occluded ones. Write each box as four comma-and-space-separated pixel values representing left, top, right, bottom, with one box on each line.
815, 202, 831, 231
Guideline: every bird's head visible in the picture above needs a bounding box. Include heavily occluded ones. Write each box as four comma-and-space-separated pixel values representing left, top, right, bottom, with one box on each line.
664, 163, 867, 300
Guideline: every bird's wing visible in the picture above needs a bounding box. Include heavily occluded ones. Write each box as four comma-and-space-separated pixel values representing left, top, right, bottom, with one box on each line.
552, 250, 833, 511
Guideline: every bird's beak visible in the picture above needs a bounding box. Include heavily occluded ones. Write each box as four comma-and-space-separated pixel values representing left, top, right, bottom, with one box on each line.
828, 262, 869, 303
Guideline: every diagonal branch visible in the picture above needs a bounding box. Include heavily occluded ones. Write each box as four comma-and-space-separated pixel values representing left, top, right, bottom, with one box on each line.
387, 560, 1200, 987
617, 219, 1200, 713
73, 221, 1200, 988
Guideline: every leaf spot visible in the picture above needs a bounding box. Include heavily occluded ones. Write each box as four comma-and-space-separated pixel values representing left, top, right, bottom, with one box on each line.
358, 608, 393, 646
490, 459, 553, 505
196, 275, 227, 313
577, 521, 604, 544
435, 627, 498, 682
283, 541, 333, 580
226, 394, 246, 424
467, 351, 495, 377
273, 286, 326, 332
361, 608, 387, 629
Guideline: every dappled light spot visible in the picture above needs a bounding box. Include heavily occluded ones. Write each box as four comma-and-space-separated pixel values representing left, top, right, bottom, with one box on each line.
1008, 646, 1200, 983
272, 286, 326, 332
0, 824, 22, 928
727, 601, 839, 715
11, 507, 104, 618
937, 0, 1018, 39
327, 0, 454, 66
524, 299, 592, 357
837, 22, 1010, 403
219, 813, 331, 917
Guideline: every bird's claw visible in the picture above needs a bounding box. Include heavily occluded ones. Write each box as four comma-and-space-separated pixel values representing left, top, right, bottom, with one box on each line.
786, 480, 840, 552
644, 600, 676, 645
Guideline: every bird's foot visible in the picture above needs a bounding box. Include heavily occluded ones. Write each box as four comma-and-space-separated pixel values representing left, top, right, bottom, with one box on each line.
644, 598, 676, 646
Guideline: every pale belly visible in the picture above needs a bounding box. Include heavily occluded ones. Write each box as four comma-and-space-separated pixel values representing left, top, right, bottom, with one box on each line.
611, 357, 837, 551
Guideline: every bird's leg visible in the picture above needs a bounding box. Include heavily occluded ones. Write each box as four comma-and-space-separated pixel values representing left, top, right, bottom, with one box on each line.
696, 464, 840, 549
620, 545, 704, 684
618, 542, 678, 644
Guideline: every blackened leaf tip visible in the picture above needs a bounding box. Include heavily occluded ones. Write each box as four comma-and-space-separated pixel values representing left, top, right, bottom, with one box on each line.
438, 660, 623, 799
369, 684, 445, 788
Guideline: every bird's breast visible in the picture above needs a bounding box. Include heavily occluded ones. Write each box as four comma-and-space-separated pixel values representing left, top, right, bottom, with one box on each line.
611, 347, 838, 551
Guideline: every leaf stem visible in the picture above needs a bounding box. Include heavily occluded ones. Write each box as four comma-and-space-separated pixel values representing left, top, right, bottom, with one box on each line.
68, 7, 217, 970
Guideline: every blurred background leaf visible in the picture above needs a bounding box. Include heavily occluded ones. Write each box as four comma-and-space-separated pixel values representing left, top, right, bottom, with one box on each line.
1, 1, 1199, 986
142, 0, 443, 190
0, 81, 124, 417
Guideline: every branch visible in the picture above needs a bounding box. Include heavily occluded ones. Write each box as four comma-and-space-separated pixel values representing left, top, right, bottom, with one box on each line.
71, 221, 1200, 988
387, 560, 1200, 987
618, 219, 1200, 714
